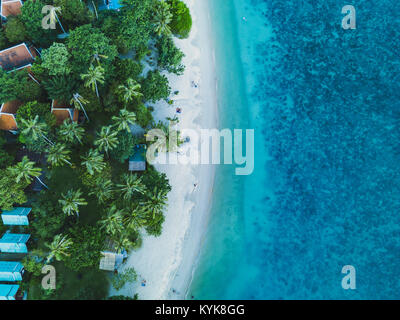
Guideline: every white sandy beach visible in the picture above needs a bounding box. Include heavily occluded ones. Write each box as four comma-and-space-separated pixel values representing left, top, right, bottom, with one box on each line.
110, 0, 218, 300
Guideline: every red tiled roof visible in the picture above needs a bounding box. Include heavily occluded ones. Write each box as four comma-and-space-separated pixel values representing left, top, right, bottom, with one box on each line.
51, 100, 79, 125
0, 43, 34, 72
0, 100, 22, 114
0, 113, 17, 131
1, 0, 23, 18
52, 109, 71, 125
72, 109, 79, 122
51, 100, 70, 109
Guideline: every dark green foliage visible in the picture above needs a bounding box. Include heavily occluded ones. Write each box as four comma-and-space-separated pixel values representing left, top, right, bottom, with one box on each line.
69, 269, 109, 300
30, 263, 109, 300
167, 0, 192, 39
43, 76, 77, 102
156, 35, 185, 74
67, 24, 118, 73
31, 195, 67, 240
116, 0, 155, 53
4, 0, 179, 300
53, 0, 93, 30
22, 254, 45, 277
19, 132, 49, 153
145, 213, 165, 236
5, 16, 26, 43
0, 69, 29, 103
141, 166, 171, 194
16, 101, 57, 129
0, 169, 28, 210
64, 226, 106, 271
20, 0, 57, 47
29, 58, 49, 83
0, 149, 13, 169
109, 130, 136, 163
113, 57, 143, 82
140, 70, 171, 102
98, 11, 128, 54
0, 133, 13, 169
133, 103, 154, 128
18, 81, 44, 103
77, 85, 103, 113
0, 29, 8, 50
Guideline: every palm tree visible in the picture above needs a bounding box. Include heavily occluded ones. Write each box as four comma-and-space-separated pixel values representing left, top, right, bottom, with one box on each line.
118, 78, 143, 103
20, 116, 53, 146
59, 189, 87, 218
70, 92, 90, 122
154, 0, 173, 36
48, 6, 66, 34
114, 232, 135, 252
81, 149, 106, 175
117, 174, 146, 201
124, 206, 147, 231
153, 120, 183, 153
59, 120, 85, 145
141, 187, 168, 218
81, 65, 105, 98
92, 0, 99, 20
89, 178, 114, 204
98, 205, 125, 237
45, 234, 73, 263
94, 126, 119, 155
8, 156, 42, 184
47, 143, 72, 167
112, 109, 136, 133
8, 156, 47, 189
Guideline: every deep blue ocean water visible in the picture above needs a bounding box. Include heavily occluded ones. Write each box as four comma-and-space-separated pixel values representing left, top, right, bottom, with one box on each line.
189, 0, 400, 299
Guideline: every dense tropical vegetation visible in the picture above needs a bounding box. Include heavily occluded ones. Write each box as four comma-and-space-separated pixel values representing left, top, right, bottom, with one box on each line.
0, 0, 191, 300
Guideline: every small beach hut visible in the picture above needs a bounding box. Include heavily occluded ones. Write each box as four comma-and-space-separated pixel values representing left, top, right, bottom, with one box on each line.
99, 238, 126, 271
0, 261, 24, 282
1, 207, 31, 226
51, 100, 79, 126
99, 251, 124, 271
0, 233, 30, 253
129, 145, 146, 172
0, 284, 19, 300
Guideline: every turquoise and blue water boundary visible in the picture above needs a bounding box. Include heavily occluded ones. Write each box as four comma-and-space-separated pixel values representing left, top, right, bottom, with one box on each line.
190, 0, 400, 300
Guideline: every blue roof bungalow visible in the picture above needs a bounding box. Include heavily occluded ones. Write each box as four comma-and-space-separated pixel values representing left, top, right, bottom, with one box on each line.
1, 207, 31, 226
129, 145, 146, 172
0, 262, 24, 282
0, 233, 30, 253
0, 284, 19, 300
99, 0, 122, 11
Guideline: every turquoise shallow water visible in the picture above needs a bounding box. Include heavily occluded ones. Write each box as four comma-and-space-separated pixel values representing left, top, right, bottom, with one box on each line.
190, 0, 400, 299
189, 0, 271, 299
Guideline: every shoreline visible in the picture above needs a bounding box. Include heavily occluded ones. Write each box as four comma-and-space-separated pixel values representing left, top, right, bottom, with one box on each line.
110, 0, 218, 299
